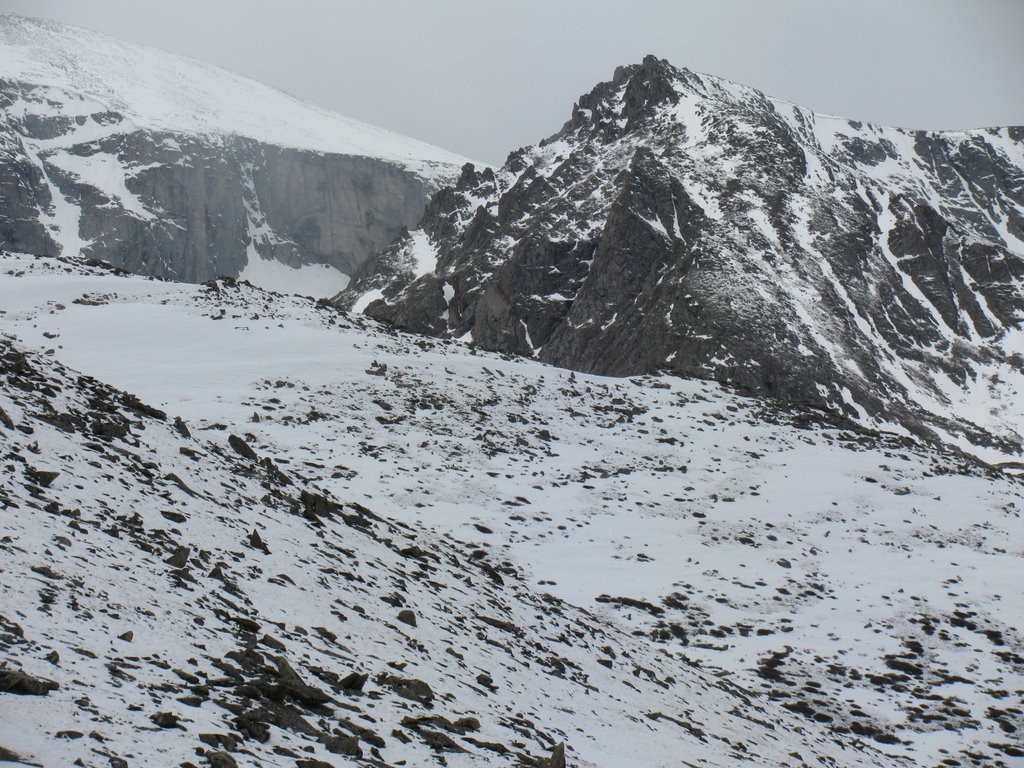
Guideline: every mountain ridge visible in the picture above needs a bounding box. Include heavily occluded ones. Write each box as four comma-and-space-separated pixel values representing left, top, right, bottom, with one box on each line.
341, 54, 1024, 464
0, 13, 475, 174
0, 14, 476, 295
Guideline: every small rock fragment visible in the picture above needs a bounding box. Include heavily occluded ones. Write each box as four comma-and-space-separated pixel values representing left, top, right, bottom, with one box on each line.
149, 711, 182, 729
164, 546, 191, 569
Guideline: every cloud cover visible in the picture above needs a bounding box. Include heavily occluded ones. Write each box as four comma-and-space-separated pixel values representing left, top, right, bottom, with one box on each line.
3, 0, 1022, 164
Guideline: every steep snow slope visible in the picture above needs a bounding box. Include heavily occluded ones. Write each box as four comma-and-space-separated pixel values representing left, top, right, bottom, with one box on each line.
2, 251, 1022, 767
341, 56, 1024, 465
0, 14, 469, 178
0, 15, 475, 293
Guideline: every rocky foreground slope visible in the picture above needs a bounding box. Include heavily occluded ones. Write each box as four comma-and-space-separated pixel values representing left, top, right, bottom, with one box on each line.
341, 56, 1024, 464
0, 15, 472, 295
2, 251, 1022, 767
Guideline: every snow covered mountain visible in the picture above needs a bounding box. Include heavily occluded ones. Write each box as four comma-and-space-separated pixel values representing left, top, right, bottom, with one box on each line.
0, 15, 474, 296
2, 250, 1022, 767
341, 56, 1024, 465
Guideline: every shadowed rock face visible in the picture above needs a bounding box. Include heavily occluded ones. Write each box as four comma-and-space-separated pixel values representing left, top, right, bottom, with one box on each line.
340, 56, 1024, 460
0, 80, 453, 286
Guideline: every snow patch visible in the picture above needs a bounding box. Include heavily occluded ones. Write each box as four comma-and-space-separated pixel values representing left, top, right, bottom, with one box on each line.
407, 230, 439, 278
351, 288, 385, 314
239, 255, 349, 299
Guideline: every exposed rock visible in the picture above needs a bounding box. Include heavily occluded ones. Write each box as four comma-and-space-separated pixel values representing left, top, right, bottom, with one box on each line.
476, 672, 494, 689
248, 529, 270, 554
24, 468, 59, 488
341, 55, 1024, 458
270, 656, 331, 706
173, 416, 191, 439
164, 546, 191, 569
205, 751, 238, 768
379, 674, 434, 705
149, 711, 182, 729
455, 716, 481, 732
228, 434, 258, 461
479, 615, 522, 634
538, 742, 567, 768
337, 671, 368, 693
0, 668, 59, 695
319, 733, 362, 757
0, 745, 38, 766
418, 728, 465, 753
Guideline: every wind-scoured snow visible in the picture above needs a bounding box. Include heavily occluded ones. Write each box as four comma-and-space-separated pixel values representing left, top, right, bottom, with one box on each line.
238, 254, 349, 299
2, 251, 1022, 768
0, 14, 474, 180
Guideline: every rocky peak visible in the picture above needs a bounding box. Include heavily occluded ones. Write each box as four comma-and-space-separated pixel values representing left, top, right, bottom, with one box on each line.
341, 57, 1024, 464
620, 55, 683, 128
555, 55, 686, 142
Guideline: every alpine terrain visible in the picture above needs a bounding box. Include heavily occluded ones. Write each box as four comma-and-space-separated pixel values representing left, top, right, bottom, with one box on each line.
0, 15, 473, 296
341, 56, 1024, 465
2, 252, 1022, 768
0, 29, 1022, 768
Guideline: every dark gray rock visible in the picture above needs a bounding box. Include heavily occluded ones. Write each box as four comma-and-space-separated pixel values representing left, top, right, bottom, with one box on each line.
24, 468, 59, 488
164, 546, 191, 569
319, 733, 362, 757
227, 434, 258, 461
149, 711, 183, 729
341, 56, 1024, 457
270, 656, 331, 706
205, 751, 238, 768
379, 674, 434, 705
538, 742, 567, 768
337, 671, 368, 692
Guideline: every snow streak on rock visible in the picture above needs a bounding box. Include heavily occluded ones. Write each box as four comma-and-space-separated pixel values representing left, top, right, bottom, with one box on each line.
341, 56, 1024, 465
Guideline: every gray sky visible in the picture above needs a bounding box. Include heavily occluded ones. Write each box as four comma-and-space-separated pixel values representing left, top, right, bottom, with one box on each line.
4, 0, 1022, 164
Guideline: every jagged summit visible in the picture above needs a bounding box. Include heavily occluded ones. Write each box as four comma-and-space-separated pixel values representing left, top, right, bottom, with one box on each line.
340, 56, 1024, 464
544, 54, 684, 142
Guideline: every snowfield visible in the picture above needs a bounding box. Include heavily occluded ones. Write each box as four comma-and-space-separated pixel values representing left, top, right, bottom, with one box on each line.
0, 14, 474, 181
1, 251, 1022, 768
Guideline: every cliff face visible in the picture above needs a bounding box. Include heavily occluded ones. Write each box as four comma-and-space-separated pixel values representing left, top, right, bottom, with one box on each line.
0, 101, 435, 283
0, 15, 470, 294
341, 56, 1024, 461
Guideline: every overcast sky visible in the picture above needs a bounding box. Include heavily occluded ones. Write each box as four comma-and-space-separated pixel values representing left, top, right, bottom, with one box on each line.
3, 0, 1022, 164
